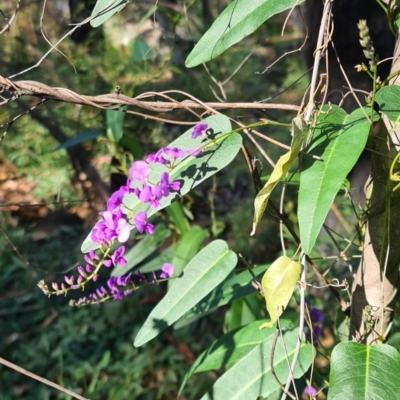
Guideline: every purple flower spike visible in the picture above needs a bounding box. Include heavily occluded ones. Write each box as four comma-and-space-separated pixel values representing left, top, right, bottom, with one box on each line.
304, 386, 317, 396
191, 123, 208, 139
160, 263, 174, 279
111, 246, 127, 266
139, 184, 162, 209
129, 161, 150, 182
134, 211, 154, 235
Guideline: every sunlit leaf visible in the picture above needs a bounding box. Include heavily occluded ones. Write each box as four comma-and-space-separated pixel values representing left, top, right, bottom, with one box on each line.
90, 0, 128, 28
259, 256, 301, 329
376, 86, 400, 126
182, 264, 267, 319
134, 240, 238, 347
298, 106, 373, 254
200, 328, 313, 400
251, 117, 307, 235
82, 114, 242, 253
186, 0, 305, 67
170, 226, 208, 278
328, 342, 400, 399
179, 319, 294, 395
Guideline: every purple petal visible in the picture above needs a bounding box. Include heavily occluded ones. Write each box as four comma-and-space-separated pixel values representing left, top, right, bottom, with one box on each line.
129, 161, 150, 182
191, 123, 208, 139
160, 263, 174, 278
117, 219, 130, 243
304, 386, 317, 396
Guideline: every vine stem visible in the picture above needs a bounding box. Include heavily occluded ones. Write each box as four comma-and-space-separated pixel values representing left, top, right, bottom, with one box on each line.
280, 253, 307, 400
304, 0, 333, 123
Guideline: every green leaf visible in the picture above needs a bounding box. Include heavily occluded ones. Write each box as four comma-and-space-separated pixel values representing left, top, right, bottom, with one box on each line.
396, 13, 400, 28
111, 224, 171, 277
138, 246, 175, 273
170, 226, 208, 278
251, 117, 307, 235
376, 86, 400, 125
183, 264, 267, 319
52, 130, 102, 151
328, 342, 400, 399
259, 256, 301, 329
90, 0, 128, 28
200, 328, 313, 400
134, 240, 238, 347
106, 108, 126, 144
131, 39, 153, 62
185, 0, 305, 68
82, 114, 241, 253
166, 202, 190, 235
179, 319, 294, 396
298, 106, 372, 254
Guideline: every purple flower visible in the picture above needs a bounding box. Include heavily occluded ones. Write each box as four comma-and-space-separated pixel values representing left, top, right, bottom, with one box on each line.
191, 123, 208, 139
310, 307, 323, 324
107, 186, 130, 211
306, 306, 323, 345
116, 272, 132, 286
134, 211, 154, 234
111, 246, 127, 266
160, 263, 174, 279
91, 209, 130, 244
129, 161, 150, 182
304, 386, 317, 396
163, 147, 185, 161
160, 172, 181, 196
139, 184, 162, 209
146, 149, 168, 165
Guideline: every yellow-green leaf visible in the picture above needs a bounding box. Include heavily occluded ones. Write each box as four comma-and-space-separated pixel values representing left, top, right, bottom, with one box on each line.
259, 256, 301, 329
251, 117, 307, 235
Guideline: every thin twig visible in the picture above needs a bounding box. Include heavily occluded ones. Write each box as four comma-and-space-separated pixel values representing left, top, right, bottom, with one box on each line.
270, 327, 297, 400
280, 254, 306, 400
0, 1, 20, 35
304, 0, 333, 123
0, 358, 90, 400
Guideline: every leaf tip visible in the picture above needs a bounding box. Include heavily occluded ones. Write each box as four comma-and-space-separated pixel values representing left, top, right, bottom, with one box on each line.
250, 223, 256, 236
259, 321, 274, 330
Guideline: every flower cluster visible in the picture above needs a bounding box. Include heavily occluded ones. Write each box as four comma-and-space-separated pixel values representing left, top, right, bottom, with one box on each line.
357, 19, 378, 70
38, 124, 208, 306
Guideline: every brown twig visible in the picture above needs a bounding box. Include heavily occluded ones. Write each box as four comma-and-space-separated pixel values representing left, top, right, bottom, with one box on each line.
0, 75, 300, 116
0, 358, 90, 400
